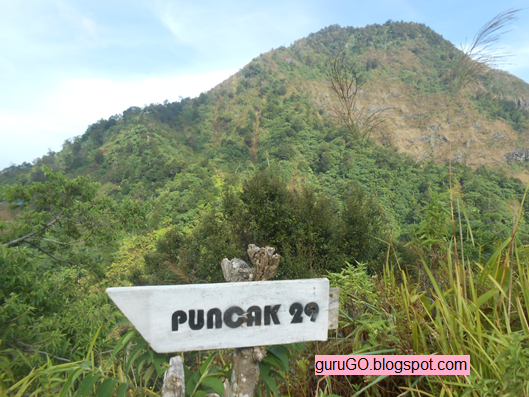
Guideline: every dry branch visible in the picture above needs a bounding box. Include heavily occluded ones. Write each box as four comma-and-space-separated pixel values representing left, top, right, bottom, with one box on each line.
327, 53, 390, 140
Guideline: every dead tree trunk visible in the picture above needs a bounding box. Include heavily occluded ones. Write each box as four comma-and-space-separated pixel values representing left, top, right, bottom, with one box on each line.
221, 244, 281, 397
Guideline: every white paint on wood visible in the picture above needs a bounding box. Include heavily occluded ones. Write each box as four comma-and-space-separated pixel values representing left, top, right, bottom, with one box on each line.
107, 278, 329, 353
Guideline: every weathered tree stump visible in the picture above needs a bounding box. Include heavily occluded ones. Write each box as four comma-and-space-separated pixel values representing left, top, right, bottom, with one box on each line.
247, 244, 280, 281
223, 245, 281, 397
221, 258, 254, 282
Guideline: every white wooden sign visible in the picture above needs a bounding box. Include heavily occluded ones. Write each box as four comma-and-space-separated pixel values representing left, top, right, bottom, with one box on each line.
107, 278, 330, 352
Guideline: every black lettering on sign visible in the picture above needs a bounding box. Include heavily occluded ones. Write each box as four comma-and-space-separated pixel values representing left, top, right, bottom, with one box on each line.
172, 310, 187, 331
289, 303, 303, 323
189, 309, 204, 330
207, 308, 222, 329
224, 306, 245, 328
264, 305, 281, 325
289, 302, 320, 323
247, 306, 262, 326
304, 302, 319, 322
171, 303, 290, 331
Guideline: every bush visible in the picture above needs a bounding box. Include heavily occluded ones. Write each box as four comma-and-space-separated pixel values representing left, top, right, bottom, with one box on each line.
140, 168, 386, 283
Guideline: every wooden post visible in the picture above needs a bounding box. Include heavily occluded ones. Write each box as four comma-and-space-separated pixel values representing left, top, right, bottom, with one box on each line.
222, 244, 281, 397
162, 356, 185, 397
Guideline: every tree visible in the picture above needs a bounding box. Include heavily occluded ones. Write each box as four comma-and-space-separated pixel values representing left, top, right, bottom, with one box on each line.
139, 169, 387, 284
94, 149, 104, 164
1, 166, 145, 268
0, 167, 150, 381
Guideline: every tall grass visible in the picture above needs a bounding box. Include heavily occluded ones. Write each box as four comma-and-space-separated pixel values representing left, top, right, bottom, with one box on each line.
404, 239, 529, 396
311, 226, 529, 396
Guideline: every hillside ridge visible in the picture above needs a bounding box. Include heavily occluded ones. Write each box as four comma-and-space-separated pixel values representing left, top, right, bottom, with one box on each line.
2, 21, 529, 186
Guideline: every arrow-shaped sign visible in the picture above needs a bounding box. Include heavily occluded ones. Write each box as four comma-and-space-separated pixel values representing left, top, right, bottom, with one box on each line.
107, 278, 330, 352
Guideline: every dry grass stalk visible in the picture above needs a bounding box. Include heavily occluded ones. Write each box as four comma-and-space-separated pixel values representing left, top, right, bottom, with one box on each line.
450, 9, 520, 96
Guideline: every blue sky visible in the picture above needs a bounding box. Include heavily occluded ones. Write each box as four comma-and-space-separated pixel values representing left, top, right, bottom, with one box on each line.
1, 0, 528, 171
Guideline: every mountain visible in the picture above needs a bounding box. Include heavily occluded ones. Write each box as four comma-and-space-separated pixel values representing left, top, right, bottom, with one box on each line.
2, 21, 529, 238
4, 20, 529, 397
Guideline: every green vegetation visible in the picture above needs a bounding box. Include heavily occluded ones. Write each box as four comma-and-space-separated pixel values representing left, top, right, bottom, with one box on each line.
308, 228, 529, 396
133, 169, 386, 285
474, 91, 529, 132
2, 19, 529, 396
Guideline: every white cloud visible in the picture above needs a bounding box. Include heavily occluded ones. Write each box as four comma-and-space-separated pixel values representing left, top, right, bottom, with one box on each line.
0, 0, 100, 65
152, 0, 315, 53
0, 70, 236, 170
52, 0, 98, 41
153, 1, 203, 44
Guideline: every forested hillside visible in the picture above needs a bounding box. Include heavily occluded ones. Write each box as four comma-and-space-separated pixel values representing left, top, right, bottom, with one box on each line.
2, 20, 529, 396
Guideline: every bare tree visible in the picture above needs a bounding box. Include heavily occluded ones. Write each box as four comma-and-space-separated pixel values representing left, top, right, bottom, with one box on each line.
327, 53, 390, 140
